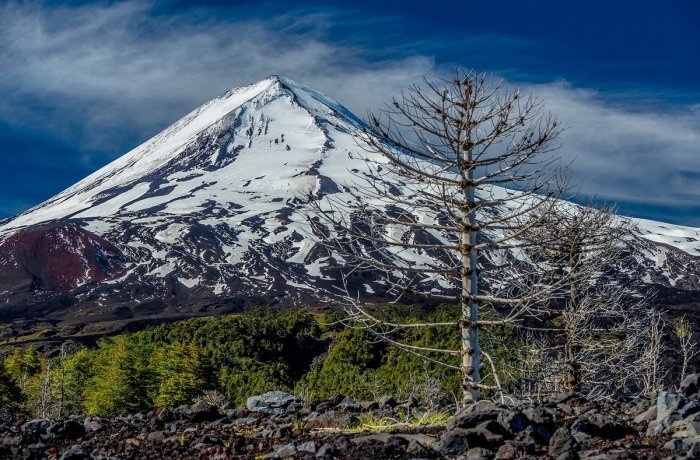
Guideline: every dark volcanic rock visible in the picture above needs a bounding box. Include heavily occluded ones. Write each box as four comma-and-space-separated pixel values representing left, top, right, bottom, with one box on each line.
436, 428, 490, 454
21, 419, 49, 443
548, 427, 579, 460
446, 401, 502, 431
47, 420, 85, 440
1, 392, 697, 459
189, 400, 220, 422
681, 373, 700, 399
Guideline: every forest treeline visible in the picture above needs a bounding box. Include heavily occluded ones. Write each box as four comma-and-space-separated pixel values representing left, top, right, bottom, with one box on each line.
0, 306, 521, 418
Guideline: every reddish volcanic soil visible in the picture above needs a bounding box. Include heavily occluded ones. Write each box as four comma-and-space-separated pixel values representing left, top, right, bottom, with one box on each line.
0, 224, 127, 293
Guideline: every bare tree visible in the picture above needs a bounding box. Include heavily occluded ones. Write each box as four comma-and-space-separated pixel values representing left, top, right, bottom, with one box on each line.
641, 310, 668, 396
55, 342, 68, 418
36, 360, 53, 419
519, 204, 662, 398
674, 317, 699, 389
308, 70, 563, 403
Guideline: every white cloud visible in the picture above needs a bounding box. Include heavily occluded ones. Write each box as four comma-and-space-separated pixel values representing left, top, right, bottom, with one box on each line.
530, 82, 700, 210
0, 1, 435, 161
0, 1, 698, 223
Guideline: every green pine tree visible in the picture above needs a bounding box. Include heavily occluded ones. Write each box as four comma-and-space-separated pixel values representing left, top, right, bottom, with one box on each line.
83, 336, 150, 415
151, 342, 208, 407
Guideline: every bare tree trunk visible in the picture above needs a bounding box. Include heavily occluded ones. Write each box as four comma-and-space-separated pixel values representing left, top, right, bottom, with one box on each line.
58, 343, 67, 418
461, 122, 480, 403
37, 361, 52, 419
564, 244, 581, 392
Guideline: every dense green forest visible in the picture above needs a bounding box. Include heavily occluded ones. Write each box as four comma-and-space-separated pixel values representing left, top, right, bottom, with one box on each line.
0, 306, 522, 417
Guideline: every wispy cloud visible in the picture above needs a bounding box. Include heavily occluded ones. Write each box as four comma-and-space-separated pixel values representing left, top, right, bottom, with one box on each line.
0, 1, 435, 163
530, 82, 700, 216
0, 1, 698, 224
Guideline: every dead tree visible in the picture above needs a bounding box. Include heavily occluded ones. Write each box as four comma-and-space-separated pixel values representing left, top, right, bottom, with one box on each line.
308, 70, 563, 403
519, 204, 661, 398
674, 317, 699, 389
641, 310, 668, 396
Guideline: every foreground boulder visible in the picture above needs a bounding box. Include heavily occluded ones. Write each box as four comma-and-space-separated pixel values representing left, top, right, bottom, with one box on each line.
246, 391, 300, 414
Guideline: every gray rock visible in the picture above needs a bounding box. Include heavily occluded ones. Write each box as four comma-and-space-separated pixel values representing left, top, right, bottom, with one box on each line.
190, 400, 220, 422
577, 450, 605, 460
548, 427, 579, 460
406, 438, 435, 457
272, 442, 297, 458
497, 410, 530, 434
520, 423, 553, 444
269, 426, 293, 440
447, 401, 502, 431
689, 440, 700, 460
632, 405, 656, 424
378, 395, 397, 408
478, 419, 510, 437
297, 441, 317, 453
246, 391, 299, 414
316, 443, 338, 458
663, 438, 687, 451
522, 406, 554, 427
304, 410, 358, 429
570, 419, 592, 444
466, 446, 495, 460
47, 420, 85, 440
336, 396, 360, 412
436, 428, 489, 455
607, 448, 637, 459
21, 419, 48, 442
547, 392, 574, 405
679, 400, 700, 419
584, 412, 635, 440
173, 404, 193, 419
147, 431, 165, 443
646, 391, 686, 436
350, 433, 409, 456
656, 391, 686, 423
645, 420, 665, 436
680, 373, 700, 399
667, 419, 700, 438
350, 432, 432, 447
233, 416, 257, 426
558, 403, 574, 416
58, 444, 87, 460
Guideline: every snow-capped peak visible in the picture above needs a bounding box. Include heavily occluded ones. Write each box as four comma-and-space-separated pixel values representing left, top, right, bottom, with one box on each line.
1, 75, 369, 231
0, 76, 698, 333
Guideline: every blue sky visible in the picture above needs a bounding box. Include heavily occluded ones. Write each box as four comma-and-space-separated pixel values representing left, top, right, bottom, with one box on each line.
1, 0, 699, 225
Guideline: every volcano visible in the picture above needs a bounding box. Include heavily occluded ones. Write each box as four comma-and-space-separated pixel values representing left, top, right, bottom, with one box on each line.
0, 76, 699, 339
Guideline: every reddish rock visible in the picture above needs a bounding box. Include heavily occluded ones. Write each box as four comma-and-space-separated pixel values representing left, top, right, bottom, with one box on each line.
0, 224, 127, 293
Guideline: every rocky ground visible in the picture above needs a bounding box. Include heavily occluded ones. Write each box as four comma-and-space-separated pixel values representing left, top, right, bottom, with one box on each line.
3, 375, 700, 459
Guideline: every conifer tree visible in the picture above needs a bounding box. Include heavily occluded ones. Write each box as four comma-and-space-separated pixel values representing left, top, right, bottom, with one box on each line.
151, 342, 208, 407
84, 336, 150, 415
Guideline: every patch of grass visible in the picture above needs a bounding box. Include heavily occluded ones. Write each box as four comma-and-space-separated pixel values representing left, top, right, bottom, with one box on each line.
344, 411, 451, 434
408, 411, 451, 426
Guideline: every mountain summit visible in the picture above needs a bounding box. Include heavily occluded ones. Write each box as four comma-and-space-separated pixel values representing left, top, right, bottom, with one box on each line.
0, 76, 699, 338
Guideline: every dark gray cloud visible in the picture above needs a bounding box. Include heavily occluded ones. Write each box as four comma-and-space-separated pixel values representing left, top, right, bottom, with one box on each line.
0, 1, 698, 225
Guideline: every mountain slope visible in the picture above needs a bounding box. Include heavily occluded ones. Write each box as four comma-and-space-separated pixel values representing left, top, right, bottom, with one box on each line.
0, 76, 698, 338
